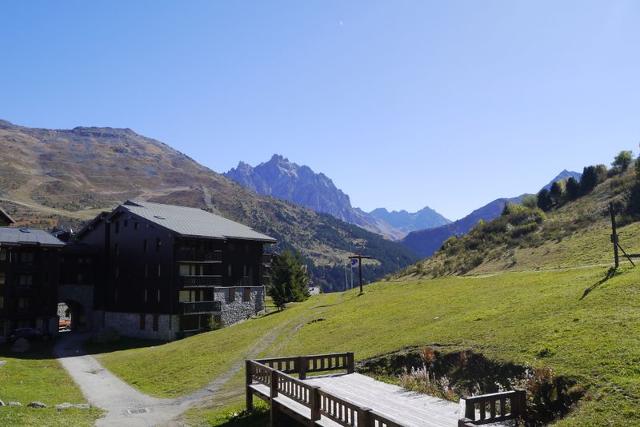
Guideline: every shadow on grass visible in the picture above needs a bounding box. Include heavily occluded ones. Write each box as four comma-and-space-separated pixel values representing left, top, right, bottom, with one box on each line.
580, 267, 618, 300
0, 340, 58, 360
214, 408, 270, 427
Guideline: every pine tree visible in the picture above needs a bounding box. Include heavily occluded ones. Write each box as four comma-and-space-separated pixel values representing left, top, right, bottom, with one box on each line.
268, 250, 310, 310
536, 189, 553, 212
565, 177, 580, 201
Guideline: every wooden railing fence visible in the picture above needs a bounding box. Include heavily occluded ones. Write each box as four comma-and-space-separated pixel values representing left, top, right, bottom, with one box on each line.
247, 353, 526, 427
458, 390, 526, 426
246, 353, 405, 426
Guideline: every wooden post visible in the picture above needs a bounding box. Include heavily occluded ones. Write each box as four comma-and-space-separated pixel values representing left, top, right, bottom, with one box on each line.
309, 386, 321, 423
346, 352, 355, 374
270, 370, 279, 427
513, 390, 526, 419
358, 257, 363, 293
299, 356, 307, 380
245, 360, 254, 411
610, 203, 619, 269
270, 370, 279, 398
357, 407, 372, 426
463, 398, 475, 420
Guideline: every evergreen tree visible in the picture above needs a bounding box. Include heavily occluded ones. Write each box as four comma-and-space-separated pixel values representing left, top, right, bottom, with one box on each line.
580, 165, 607, 195
536, 188, 553, 211
549, 181, 564, 206
612, 150, 633, 174
565, 177, 580, 201
268, 250, 310, 310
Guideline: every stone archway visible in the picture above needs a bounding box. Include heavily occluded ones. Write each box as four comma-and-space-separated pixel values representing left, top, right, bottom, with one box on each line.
58, 285, 94, 332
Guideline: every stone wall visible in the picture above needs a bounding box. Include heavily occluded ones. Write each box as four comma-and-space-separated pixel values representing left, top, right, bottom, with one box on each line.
214, 286, 264, 326
103, 311, 179, 341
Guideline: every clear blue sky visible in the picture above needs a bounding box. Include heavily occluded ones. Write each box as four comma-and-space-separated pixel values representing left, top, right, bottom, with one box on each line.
1, 1, 638, 220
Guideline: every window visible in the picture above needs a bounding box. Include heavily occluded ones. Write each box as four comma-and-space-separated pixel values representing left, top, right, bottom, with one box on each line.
156, 238, 162, 251
243, 264, 247, 277
20, 252, 34, 263
114, 266, 120, 279
227, 288, 235, 303
243, 287, 251, 302
0, 249, 7, 261
114, 221, 119, 234
152, 314, 159, 332
114, 243, 119, 257
157, 289, 161, 302
0, 272, 4, 285
134, 222, 139, 230
18, 297, 29, 309
179, 264, 190, 276
157, 264, 161, 277
143, 239, 148, 252
144, 289, 148, 303
0, 296, 3, 309
19, 275, 33, 286
179, 290, 191, 302
227, 265, 232, 277
139, 313, 146, 330
124, 220, 128, 228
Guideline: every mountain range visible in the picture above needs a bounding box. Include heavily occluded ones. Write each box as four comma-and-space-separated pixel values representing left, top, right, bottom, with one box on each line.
225, 155, 450, 239
0, 120, 417, 291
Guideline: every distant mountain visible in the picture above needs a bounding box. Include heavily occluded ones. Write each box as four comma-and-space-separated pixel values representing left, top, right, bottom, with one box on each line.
369, 207, 451, 235
225, 155, 449, 239
0, 120, 417, 292
401, 169, 584, 258
542, 169, 582, 191
401, 196, 524, 258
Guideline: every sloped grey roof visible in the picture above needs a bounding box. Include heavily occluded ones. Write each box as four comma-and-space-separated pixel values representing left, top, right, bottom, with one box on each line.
121, 200, 276, 243
0, 227, 65, 247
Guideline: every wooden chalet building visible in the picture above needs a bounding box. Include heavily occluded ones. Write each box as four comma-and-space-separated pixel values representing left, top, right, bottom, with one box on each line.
77, 200, 276, 340
0, 227, 65, 342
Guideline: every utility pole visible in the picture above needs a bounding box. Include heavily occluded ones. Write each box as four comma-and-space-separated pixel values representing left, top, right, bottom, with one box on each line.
348, 254, 373, 294
610, 203, 619, 269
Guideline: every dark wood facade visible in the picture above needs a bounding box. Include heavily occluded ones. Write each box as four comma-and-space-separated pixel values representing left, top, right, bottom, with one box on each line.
0, 242, 61, 339
77, 202, 274, 337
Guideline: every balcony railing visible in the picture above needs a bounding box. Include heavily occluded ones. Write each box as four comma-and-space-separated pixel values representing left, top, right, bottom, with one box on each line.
180, 301, 221, 314
176, 248, 222, 262
179, 275, 223, 288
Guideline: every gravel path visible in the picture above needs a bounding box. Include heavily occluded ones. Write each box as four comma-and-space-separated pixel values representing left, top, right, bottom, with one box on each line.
53, 322, 296, 426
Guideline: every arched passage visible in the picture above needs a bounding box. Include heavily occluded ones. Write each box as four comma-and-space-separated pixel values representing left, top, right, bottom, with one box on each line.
58, 299, 86, 332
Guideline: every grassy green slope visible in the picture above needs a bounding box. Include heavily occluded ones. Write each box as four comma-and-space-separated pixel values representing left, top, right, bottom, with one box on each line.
0, 343, 102, 426
98, 265, 640, 426
401, 168, 634, 278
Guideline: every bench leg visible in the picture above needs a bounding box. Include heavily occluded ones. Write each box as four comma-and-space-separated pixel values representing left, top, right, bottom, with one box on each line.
246, 388, 254, 411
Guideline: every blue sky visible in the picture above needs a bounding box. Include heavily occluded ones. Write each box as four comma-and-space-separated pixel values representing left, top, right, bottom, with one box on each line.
1, 1, 638, 220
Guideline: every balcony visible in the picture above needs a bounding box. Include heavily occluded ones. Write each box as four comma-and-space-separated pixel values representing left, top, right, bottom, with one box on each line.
179, 275, 223, 288
176, 248, 222, 263
180, 301, 221, 314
